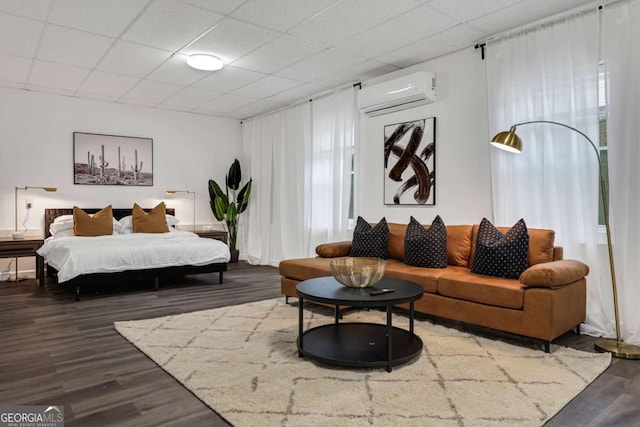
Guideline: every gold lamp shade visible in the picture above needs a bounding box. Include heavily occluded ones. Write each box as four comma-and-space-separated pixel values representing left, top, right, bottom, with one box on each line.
491, 126, 522, 153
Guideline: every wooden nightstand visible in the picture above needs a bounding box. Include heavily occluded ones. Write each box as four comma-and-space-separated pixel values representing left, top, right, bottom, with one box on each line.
0, 237, 45, 286
194, 229, 228, 244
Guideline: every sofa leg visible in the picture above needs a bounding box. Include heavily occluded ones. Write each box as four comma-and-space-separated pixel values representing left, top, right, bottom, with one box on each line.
544, 341, 551, 353
576, 324, 581, 336
154, 277, 159, 291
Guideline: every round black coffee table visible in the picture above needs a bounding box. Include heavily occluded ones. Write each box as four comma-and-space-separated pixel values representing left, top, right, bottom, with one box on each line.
296, 276, 423, 372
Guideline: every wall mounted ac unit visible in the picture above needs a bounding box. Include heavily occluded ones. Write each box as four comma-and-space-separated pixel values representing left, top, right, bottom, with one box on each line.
358, 71, 437, 117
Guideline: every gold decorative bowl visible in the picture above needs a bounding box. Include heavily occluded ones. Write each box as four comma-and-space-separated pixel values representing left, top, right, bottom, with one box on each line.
329, 257, 386, 288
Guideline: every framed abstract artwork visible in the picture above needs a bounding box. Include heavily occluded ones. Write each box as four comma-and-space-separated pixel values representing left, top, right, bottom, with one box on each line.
73, 132, 153, 186
384, 117, 436, 205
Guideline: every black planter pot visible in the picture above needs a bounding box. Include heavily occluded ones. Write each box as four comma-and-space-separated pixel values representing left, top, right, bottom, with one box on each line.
229, 249, 240, 263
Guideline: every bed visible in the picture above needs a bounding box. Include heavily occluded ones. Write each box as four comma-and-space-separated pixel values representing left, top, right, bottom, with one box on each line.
39, 208, 230, 300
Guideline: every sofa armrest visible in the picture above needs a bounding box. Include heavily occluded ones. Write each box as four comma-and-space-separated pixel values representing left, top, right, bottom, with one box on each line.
316, 241, 352, 258
519, 259, 589, 288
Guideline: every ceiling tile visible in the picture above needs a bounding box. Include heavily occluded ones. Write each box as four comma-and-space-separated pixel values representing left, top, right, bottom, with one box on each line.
178, 0, 245, 15
147, 53, 209, 85
193, 66, 266, 92
28, 60, 91, 91
232, 75, 302, 99
0, 80, 26, 89
0, 0, 53, 20
0, 12, 44, 57
427, 0, 521, 23
159, 86, 222, 110
24, 83, 77, 97
289, 0, 422, 46
311, 60, 399, 88
334, 5, 457, 58
374, 32, 460, 67
96, 41, 172, 78
37, 25, 114, 68
276, 48, 367, 83
228, 99, 286, 120
120, 79, 184, 106
468, 0, 592, 35
0, 52, 32, 83
194, 93, 255, 114
122, 0, 223, 51
231, 35, 325, 74
78, 70, 140, 98
265, 82, 326, 104
47, 0, 150, 37
231, 0, 338, 32
181, 18, 279, 65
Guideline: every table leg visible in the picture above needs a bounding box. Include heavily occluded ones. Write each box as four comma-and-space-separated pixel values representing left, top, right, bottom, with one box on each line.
334, 305, 339, 324
409, 301, 415, 335
36, 255, 45, 287
298, 297, 304, 357
386, 305, 392, 373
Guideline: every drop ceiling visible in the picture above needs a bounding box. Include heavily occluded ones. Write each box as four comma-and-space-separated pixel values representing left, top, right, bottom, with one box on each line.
0, 0, 594, 120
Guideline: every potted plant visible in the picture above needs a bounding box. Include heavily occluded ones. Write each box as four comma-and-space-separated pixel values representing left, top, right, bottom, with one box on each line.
208, 159, 252, 263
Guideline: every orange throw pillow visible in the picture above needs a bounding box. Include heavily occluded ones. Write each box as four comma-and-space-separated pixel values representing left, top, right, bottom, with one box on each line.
132, 202, 169, 233
73, 205, 113, 236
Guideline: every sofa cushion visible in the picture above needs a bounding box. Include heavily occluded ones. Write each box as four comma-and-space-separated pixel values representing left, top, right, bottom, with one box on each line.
446, 225, 473, 267
471, 224, 555, 267
387, 222, 408, 261
349, 216, 389, 259
438, 269, 525, 309
471, 218, 529, 279
520, 259, 589, 288
279, 257, 333, 281
316, 241, 351, 258
404, 215, 447, 268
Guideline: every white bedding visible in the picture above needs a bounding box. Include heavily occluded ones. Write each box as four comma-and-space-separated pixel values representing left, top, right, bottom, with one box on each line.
37, 230, 231, 283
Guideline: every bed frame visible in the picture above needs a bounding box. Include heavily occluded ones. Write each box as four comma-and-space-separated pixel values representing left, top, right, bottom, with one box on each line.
44, 208, 228, 301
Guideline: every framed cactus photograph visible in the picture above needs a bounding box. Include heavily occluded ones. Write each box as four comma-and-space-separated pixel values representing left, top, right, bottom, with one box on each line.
73, 132, 153, 186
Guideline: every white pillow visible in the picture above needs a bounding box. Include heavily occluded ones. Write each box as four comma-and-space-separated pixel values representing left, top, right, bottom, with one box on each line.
118, 214, 178, 231
53, 214, 74, 223
50, 229, 75, 239
50, 221, 74, 235
51, 216, 120, 235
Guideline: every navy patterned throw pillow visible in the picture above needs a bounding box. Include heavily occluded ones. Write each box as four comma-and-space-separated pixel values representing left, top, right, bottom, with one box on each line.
349, 217, 389, 259
471, 218, 529, 279
404, 215, 447, 268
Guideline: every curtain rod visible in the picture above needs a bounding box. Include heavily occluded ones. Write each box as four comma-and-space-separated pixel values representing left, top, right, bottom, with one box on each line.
474, 0, 623, 48
241, 81, 361, 122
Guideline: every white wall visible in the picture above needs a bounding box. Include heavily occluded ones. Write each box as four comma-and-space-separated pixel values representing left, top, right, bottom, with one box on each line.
357, 47, 493, 226
0, 87, 241, 274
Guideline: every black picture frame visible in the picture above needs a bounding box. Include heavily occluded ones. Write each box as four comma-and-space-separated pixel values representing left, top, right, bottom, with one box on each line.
383, 117, 436, 205
73, 132, 153, 186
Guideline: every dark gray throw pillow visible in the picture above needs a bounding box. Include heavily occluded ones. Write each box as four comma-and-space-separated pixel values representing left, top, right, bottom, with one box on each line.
404, 215, 447, 268
471, 218, 529, 279
349, 216, 389, 259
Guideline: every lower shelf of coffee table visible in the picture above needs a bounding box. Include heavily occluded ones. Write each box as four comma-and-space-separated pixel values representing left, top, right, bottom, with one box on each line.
298, 322, 423, 369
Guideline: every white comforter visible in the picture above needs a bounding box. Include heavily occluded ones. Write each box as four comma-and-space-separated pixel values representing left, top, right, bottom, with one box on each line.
37, 230, 231, 283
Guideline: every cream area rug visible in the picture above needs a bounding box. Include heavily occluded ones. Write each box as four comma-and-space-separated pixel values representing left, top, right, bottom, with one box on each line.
115, 299, 610, 427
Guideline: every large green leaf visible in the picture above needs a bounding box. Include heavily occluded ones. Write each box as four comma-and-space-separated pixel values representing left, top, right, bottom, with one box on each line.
208, 179, 225, 199
226, 202, 238, 222
227, 159, 241, 190
210, 200, 223, 221
214, 195, 228, 221
237, 179, 252, 213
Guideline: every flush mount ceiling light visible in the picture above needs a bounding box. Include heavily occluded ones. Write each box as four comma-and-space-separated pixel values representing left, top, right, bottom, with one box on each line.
187, 54, 224, 71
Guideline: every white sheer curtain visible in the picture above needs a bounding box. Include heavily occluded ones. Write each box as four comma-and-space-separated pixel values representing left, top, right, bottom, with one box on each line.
486, 13, 606, 335
602, 0, 640, 344
242, 87, 357, 266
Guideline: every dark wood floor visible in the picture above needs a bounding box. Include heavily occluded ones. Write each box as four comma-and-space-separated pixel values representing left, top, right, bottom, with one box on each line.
0, 264, 638, 426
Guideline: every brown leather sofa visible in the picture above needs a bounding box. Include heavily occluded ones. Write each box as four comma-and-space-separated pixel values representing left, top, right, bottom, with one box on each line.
279, 222, 589, 352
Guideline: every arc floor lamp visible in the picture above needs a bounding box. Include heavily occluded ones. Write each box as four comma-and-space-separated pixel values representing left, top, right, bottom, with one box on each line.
491, 120, 640, 359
